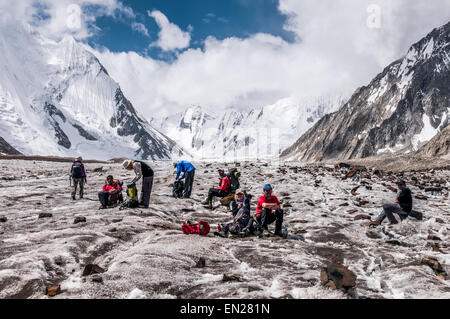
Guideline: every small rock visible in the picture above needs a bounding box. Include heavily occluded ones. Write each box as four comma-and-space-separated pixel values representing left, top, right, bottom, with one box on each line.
93, 166, 104, 172
39, 213, 53, 218
223, 274, 241, 282
354, 214, 372, 221
420, 255, 448, 278
195, 257, 206, 268
92, 276, 103, 284
428, 235, 442, 241
320, 264, 357, 291
339, 202, 349, 207
112, 219, 122, 223
358, 200, 369, 206
74, 217, 87, 224
366, 230, 382, 239
108, 228, 118, 232
415, 195, 428, 201
347, 209, 358, 214
435, 218, 445, 224
387, 186, 397, 193
46, 285, 61, 297
0, 216, 7, 223
248, 285, 263, 292
82, 264, 106, 277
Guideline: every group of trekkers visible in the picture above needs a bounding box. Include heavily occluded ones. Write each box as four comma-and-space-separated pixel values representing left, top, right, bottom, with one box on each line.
70, 157, 417, 239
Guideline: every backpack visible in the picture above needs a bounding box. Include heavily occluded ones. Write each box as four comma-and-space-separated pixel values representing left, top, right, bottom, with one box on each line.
173, 180, 184, 198
182, 221, 210, 236
227, 169, 240, 192
72, 162, 83, 179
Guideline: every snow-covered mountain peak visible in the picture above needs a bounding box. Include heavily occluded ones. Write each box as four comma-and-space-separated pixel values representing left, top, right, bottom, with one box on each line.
0, 20, 185, 160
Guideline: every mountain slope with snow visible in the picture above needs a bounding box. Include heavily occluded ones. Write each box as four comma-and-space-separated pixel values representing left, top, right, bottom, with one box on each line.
0, 20, 184, 161
282, 21, 450, 163
153, 96, 344, 160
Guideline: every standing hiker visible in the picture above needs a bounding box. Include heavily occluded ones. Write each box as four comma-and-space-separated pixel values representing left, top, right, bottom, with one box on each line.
175, 160, 196, 198
202, 169, 230, 209
366, 180, 413, 227
70, 157, 87, 200
256, 184, 284, 236
123, 159, 154, 208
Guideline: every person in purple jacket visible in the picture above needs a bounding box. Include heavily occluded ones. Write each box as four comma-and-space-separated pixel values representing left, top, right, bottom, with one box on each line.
70, 156, 87, 200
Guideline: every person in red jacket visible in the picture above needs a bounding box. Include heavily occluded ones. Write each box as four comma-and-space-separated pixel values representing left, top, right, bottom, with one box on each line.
256, 184, 284, 236
98, 175, 122, 209
203, 169, 230, 209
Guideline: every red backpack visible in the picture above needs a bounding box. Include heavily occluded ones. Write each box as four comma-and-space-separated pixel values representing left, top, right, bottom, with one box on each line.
182, 221, 210, 236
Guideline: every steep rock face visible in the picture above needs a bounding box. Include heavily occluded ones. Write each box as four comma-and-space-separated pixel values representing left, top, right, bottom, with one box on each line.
417, 124, 450, 158
0, 20, 184, 160
282, 21, 450, 163
0, 136, 22, 155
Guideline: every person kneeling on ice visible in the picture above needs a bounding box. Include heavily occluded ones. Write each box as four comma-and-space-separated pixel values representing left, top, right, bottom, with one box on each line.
202, 169, 230, 209
123, 159, 154, 209
174, 160, 196, 198
366, 180, 413, 227
216, 189, 255, 237
98, 175, 122, 209
256, 184, 284, 237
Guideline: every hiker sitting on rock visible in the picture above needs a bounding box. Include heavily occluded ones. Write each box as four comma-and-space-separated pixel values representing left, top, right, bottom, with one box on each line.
70, 156, 87, 200
216, 189, 255, 237
366, 180, 413, 227
202, 169, 230, 209
231, 189, 251, 218
175, 160, 196, 198
98, 175, 122, 209
123, 159, 154, 209
256, 184, 284, 237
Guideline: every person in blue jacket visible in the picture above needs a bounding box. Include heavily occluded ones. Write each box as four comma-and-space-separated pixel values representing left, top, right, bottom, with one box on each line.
175, 160, 196, 198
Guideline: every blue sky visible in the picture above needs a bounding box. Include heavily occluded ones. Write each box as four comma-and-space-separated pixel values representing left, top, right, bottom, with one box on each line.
89, 0, 296, 59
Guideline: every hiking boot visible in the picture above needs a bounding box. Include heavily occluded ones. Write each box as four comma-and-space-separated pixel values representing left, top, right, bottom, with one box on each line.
274, 231, 283, 238
72, 195, 76, 200
239, 229, 251, 238
139, 204, 149, 209
214, 231, 228, 238
201, 199, 210, 205
99, 205, 106, 210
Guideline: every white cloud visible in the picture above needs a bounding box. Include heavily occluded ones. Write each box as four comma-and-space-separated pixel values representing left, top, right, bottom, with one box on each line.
148, 10, 191, 51
2, 0, 450, 121
131, 22, 149, 37
93, 1, 449, 119
0, 0, 135, 41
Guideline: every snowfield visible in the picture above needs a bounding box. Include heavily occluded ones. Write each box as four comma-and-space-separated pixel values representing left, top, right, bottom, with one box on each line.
0, 159, 449, 299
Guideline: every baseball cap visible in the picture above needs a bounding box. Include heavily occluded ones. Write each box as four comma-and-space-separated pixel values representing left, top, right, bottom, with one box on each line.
396, 180, 406, 185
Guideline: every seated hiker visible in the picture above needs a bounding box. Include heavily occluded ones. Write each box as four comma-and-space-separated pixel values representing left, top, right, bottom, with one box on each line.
70, 156, 87, 200
123, 159, 154, 209
202, 169, 230, 209
256, 184, 284, 237
217, 189, 255, 237
231, 189, 251, 218
98, 175, 122, 209
175, 160, 196, 198
366, 180, 413, 227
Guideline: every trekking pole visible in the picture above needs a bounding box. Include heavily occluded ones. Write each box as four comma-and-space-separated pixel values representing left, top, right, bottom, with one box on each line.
69, 175, 72, 187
